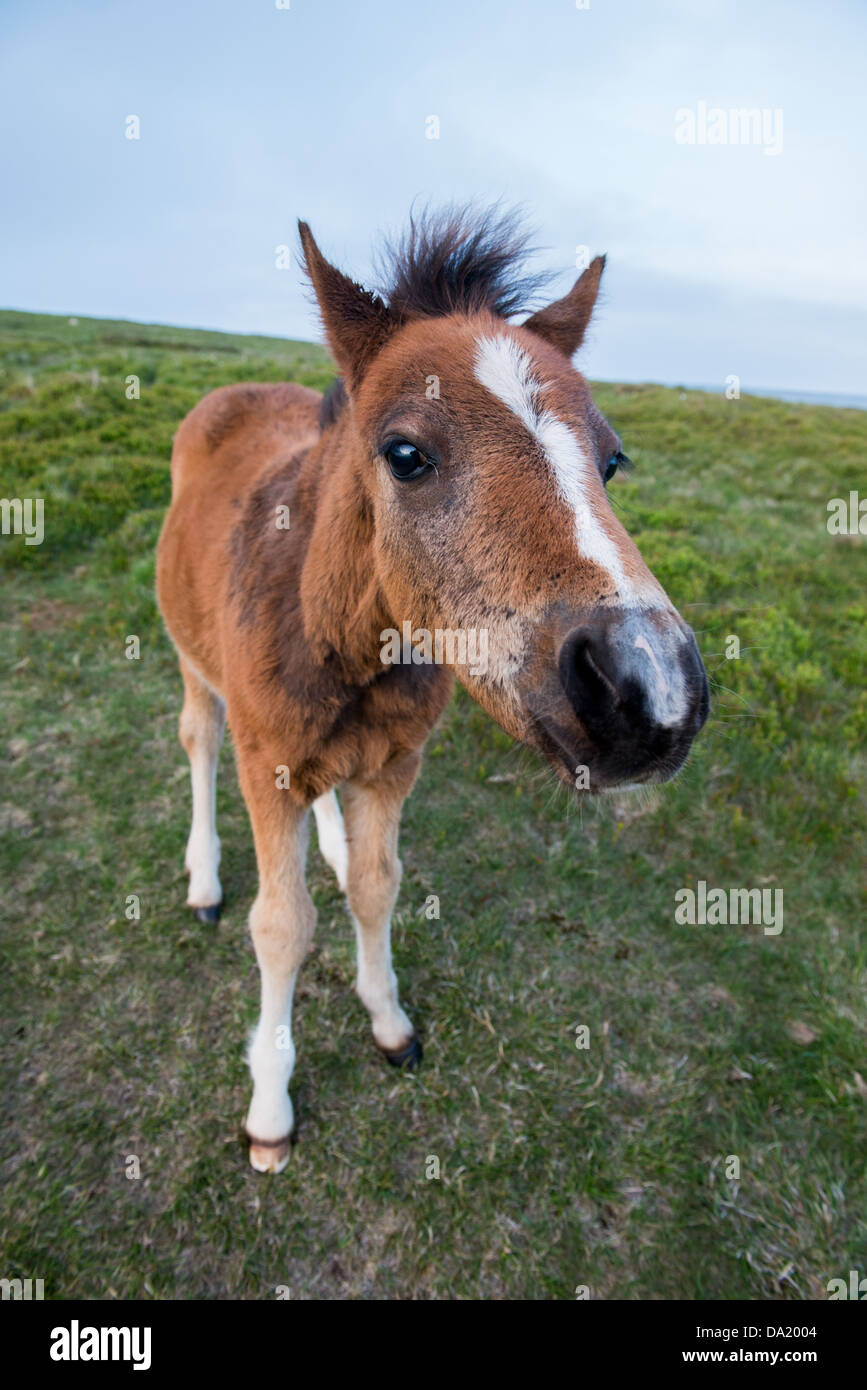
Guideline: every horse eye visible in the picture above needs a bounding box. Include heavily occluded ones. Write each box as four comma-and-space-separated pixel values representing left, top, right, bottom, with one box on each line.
385, 440, 430, 481
603, 450, 629, 485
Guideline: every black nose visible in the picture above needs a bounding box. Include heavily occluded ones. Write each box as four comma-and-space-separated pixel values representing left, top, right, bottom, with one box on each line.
558, 610, 709, 780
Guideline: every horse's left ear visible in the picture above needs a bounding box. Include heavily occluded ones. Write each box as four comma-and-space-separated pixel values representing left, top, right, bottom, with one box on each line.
522, 254, 606, 358
298, 221, 397, 391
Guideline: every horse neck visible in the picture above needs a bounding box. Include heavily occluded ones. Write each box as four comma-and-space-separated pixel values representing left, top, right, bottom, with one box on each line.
299, 412, 392, 684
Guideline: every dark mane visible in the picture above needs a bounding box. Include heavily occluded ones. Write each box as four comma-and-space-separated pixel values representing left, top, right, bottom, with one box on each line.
379, 204, 551, 322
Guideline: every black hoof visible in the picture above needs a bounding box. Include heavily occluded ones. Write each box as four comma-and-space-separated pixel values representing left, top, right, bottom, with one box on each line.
381, 1033, 423, 1069
192, 902, 222, 925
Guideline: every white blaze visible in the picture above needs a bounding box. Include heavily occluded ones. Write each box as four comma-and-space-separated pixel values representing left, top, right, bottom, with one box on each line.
474, 334, 632, 598
633, 632, 687, 725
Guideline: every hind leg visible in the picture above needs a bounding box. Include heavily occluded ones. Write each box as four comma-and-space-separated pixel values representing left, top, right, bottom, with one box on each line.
343, 754, 422, 1064
313, 790, 348, 891
178, 656, 226, 920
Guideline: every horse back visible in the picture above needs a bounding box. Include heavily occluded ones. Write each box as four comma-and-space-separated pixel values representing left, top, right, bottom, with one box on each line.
169, 381, 321, 497
157, 381, 321, 689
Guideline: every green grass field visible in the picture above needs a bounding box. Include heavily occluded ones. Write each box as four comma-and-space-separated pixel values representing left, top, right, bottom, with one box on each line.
1, 308, 865, 1300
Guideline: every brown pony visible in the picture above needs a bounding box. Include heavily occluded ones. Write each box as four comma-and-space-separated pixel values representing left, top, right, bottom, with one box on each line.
156, 208, 708, 1173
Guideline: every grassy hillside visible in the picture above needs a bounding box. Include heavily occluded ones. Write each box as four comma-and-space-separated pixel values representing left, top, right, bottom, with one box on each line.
1, 308, 865, 1301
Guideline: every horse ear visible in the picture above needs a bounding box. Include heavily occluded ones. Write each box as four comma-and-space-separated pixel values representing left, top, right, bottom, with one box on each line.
298, 221, 397, 391
522, 255, 606, 358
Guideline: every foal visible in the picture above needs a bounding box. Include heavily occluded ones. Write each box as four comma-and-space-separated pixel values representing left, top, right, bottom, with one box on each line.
156, 209, 708, 1172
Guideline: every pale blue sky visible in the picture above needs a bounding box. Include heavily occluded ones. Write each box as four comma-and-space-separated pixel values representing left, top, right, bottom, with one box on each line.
2, 0, 865, 393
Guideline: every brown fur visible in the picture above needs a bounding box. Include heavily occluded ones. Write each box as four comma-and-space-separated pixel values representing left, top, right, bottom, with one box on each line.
158, 380, 451, 805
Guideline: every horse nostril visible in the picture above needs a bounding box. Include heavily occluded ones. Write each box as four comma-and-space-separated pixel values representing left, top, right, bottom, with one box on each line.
558, 616, 708, 737
558, 628, 622, 722
552, 614, 708, 785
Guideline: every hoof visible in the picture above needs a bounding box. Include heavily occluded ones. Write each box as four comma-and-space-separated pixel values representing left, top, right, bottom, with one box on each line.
379, 1033, 423, 1069
247, 1132, 292, 1174
191, 901, 222, 925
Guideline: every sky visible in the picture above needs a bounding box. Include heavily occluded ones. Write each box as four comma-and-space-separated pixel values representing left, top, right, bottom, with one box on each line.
1, 0, 865, 394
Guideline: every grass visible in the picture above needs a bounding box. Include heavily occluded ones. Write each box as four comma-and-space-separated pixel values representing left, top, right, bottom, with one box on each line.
1, 307, 865, 1301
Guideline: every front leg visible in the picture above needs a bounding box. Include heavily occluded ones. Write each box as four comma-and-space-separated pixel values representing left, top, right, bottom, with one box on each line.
235, 741, 315, 1174
342, 754, 422, 1065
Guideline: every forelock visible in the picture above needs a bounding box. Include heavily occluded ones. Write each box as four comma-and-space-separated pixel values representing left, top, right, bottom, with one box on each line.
377, 204, 553, 323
